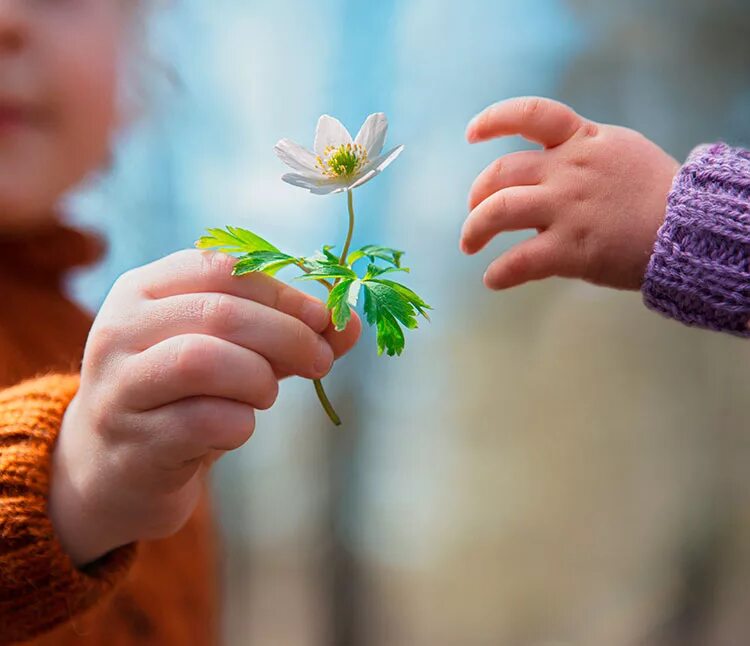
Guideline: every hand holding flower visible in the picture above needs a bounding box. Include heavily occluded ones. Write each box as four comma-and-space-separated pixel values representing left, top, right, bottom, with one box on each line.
197, 113, 430, 425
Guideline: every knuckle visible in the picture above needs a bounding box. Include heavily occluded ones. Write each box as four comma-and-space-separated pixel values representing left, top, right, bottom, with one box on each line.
184, 399, 217, 433
293, 319, 311, 348
578, 120, 599, 139
86, 321, 121, 365
268, 279, 288, 312
507, 248, 533, 278
568, 224, 593, 274
491, 157, 504, 177
199, 249, 236, 280
173, 335, 215, 381
492, 190, 510, 222
520, 96, 544, 121
569, 154, 589, 170
200, 293, 240, 335
113, 267, 142, 296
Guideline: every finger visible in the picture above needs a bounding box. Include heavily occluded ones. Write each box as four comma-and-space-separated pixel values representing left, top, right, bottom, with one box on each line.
467, 97, 583, 148
461, 187, 552, 255
123, 334, 279, 411
121, 249, 330, 333
275, 312, 362, 380
469, 150, 544, 210
134, 293, 333, 380
141, 397, 257, 460
324, 311, 362, 360
483, 233, 572, 290
468, 150, 546, 211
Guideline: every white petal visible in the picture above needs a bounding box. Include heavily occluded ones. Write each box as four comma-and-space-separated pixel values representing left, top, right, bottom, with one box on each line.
281, 172, 319, 189
370, 144, 404, 173
354, 113, 388, 157
274, 139, 319, 173
314, 115, 352, 157
348, 144, 405, 191
311, 184, 347, 195
281, 172, 344, 195
348, 169, 379, 191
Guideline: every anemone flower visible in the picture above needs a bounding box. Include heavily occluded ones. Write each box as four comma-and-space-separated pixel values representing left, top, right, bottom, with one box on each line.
274, 113, 404, 195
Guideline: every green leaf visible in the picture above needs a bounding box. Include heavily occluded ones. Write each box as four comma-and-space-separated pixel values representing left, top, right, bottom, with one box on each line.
364, 263, 410, 280
363, 286, 407, 357
360, 279, 432, 356
321, 245, 340, 263
347, 245, 404, 268
364, 282, 419, 329
232, 250, 297, 276
368, 279, 432, 320
195, 226, 281, 254
296, 263, 358, 282
304, 245, 340, 266
326, 279, 361, 331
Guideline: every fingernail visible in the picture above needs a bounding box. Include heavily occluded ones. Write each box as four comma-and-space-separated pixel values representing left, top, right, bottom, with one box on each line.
314, 338, 334, 376
301, 300, 329, 331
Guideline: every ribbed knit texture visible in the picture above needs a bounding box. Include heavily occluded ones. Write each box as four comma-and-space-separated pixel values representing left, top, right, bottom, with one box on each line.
0, 375, 136, 643
643, 142, 750, 334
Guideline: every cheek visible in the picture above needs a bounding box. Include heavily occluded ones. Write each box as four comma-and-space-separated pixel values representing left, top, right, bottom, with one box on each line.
0, 12, 124, 226
53, 33, 120, 183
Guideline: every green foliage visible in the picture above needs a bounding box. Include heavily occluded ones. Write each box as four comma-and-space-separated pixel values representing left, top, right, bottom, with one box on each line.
196, 226, 280, 254
363, 263, 409, 280
233, 251, 298, 276
304, 245, 339, 265
196, 228, 431, 358
361, 280, 428, 356
347, 244, 404, 268
295, 261, 358, 282
368, 279, 431, 320
327, 279, 361, 331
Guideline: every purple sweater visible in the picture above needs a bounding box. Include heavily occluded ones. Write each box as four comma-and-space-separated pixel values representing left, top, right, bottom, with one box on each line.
642, 142, 750, 336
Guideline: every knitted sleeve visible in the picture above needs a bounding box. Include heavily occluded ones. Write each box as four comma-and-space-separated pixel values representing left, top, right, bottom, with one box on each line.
0, 374, 136, 643
642, 142, 750, 335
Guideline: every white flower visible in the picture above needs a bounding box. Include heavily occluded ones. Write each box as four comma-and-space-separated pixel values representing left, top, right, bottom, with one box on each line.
274, 113, 404, 195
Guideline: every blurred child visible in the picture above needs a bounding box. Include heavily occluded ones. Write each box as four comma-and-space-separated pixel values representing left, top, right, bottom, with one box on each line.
0, 2, 360, 644
461, 96, 750, 335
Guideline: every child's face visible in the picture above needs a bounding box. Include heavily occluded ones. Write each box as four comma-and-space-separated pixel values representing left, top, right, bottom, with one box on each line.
0, 0, 125, 229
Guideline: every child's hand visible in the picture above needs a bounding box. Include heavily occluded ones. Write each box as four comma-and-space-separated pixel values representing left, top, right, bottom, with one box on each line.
49, 250, 361, 566
461, 97, 681, 291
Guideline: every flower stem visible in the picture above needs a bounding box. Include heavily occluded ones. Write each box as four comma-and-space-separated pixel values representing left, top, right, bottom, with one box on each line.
339, 190, 356, 265
313, 378, 341, 426
300, 269, 340, 425
311, 190, 357, 426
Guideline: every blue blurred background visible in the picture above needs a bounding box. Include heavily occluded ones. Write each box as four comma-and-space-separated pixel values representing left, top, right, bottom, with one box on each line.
67, 1, 750, 644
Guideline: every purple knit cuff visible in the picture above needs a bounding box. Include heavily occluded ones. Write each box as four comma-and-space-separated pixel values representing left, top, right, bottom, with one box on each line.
642, 142, 750, 336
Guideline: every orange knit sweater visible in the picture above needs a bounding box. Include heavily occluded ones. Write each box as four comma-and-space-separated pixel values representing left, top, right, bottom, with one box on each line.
0, 224, 219, 645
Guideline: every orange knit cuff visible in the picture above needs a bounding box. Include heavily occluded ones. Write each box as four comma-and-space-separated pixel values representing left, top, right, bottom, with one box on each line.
0, 374, 136, 643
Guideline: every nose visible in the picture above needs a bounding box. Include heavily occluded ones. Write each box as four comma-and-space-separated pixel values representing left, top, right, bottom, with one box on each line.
0, 1, 28, 53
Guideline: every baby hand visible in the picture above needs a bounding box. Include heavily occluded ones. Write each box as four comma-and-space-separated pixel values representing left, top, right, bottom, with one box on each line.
49, 250, 361, 566
461, 97, 681, 291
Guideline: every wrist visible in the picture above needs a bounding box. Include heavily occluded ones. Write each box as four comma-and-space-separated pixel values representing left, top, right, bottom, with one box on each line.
48, 395, 125, 567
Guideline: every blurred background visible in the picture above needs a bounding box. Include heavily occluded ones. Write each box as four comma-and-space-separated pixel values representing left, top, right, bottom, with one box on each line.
66, 0, 750, 644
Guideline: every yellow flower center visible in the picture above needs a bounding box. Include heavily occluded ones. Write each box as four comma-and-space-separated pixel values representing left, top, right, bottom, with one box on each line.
316, 143, 369, 179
